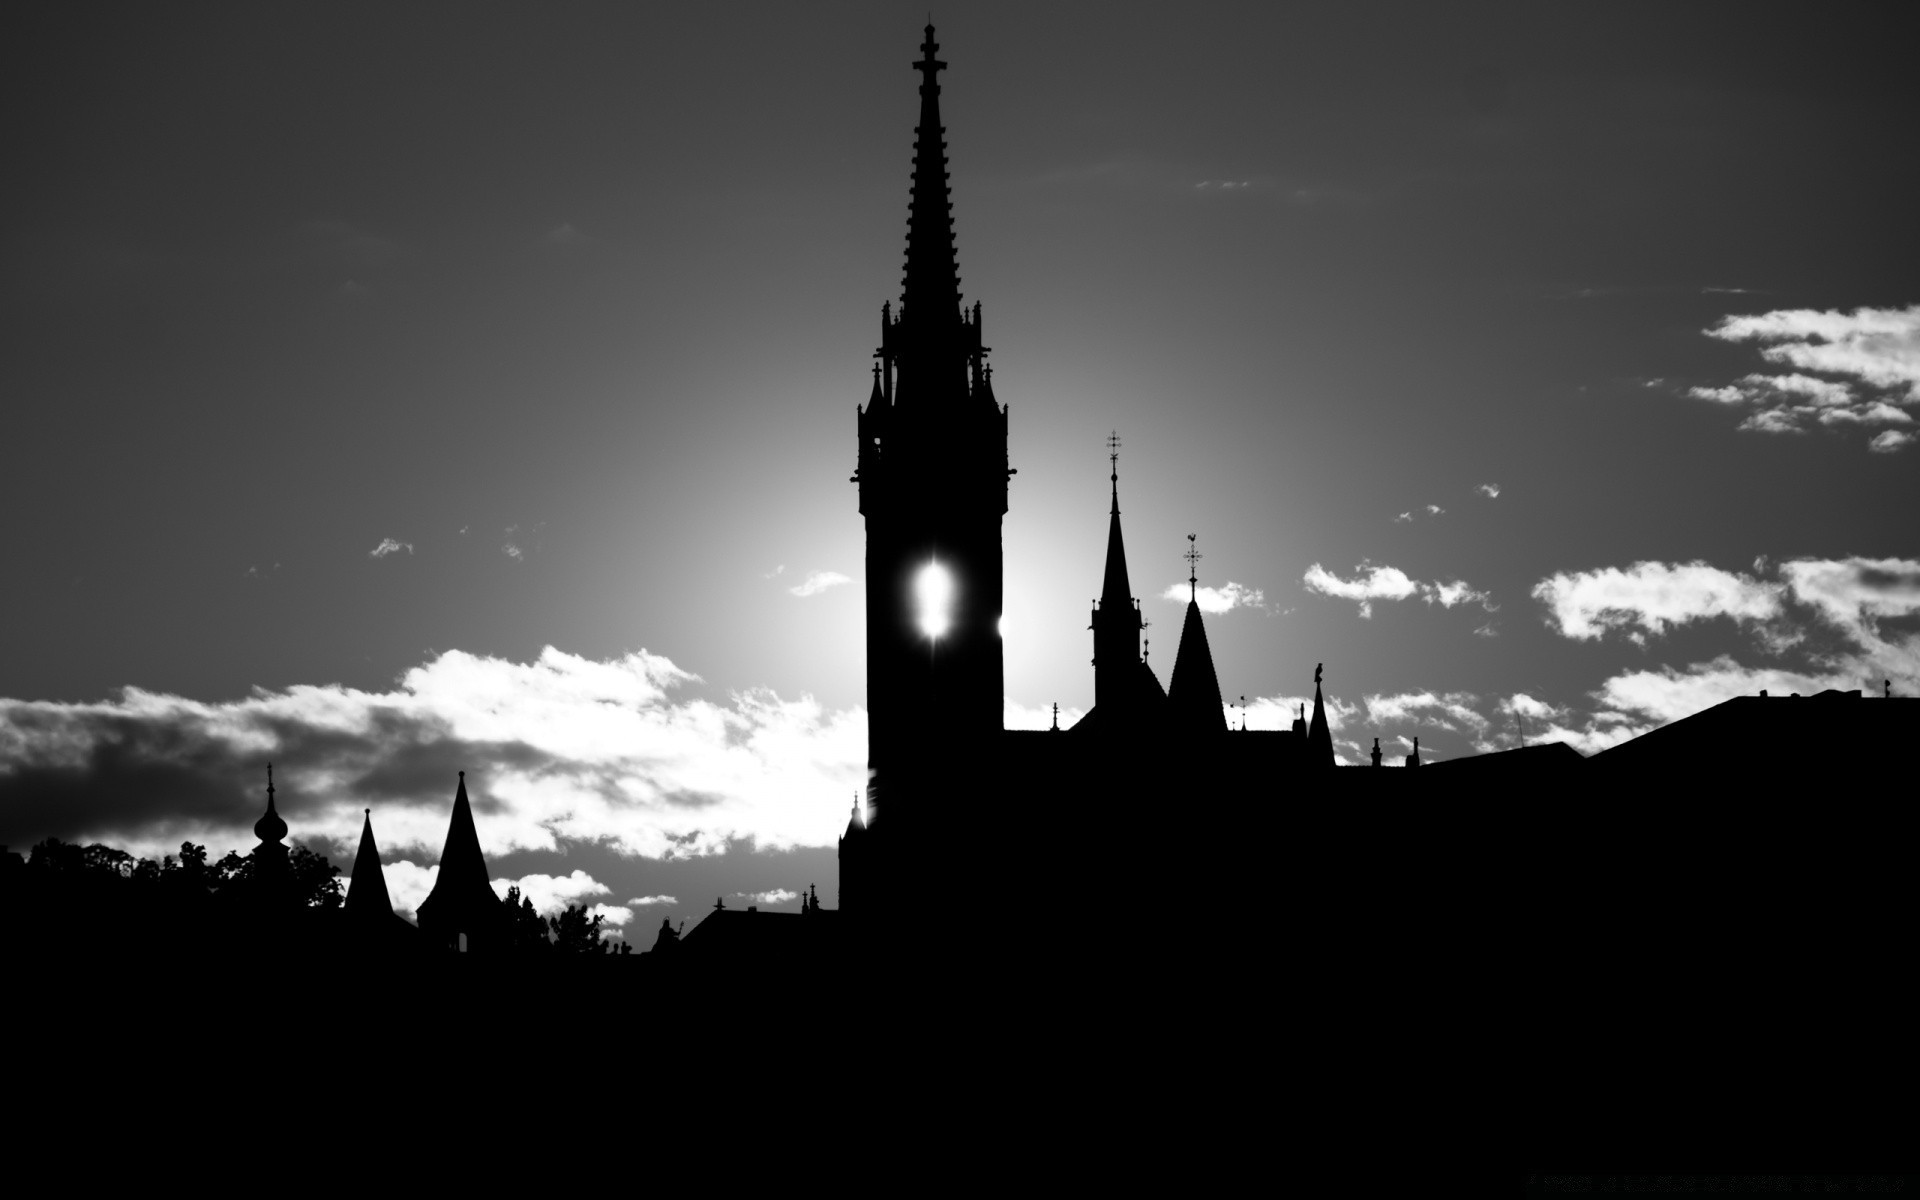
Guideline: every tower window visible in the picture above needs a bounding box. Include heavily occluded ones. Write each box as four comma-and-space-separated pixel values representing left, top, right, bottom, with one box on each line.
916, 561, 954, 639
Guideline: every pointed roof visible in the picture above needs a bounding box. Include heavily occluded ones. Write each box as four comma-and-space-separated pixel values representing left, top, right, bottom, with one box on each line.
900, 24, 960, 325
1307, 663, 1335, 767
345, 808, 393, 917
1167, 599, 1227, 734
417, 771, 502, 924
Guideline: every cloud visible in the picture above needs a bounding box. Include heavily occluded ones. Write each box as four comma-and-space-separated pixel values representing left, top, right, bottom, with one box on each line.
1393, 512, 1413, 523
1747, 373, 1853, 406
379, 860, 438, 920
1159, 581, 1266, 614
1476, 484, 1500, 499
762, 565, 786, 579
1302, 562, 1492, 619
736, 888, 798, 907
1530, 555, 1920, 723
1426, 504, 1445, 516
1709, 305, 1920, 398
490, 869, 609, 914
1870, 429, 1914, 453
1362, 691, 1490, 735
1685, 305, 1920, 449
627, 895, 677, 907
1688, 385, 1749, 405
1531, 561, 1785, 642
0, 645, 868, 864
501, 523, 544, 562
788, 570, 852, 598
369, 538, 413, 559
586, 903, 632, 927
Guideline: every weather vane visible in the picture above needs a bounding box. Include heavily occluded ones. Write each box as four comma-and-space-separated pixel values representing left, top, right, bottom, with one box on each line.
1184, 534, 1202, 602
1106, 430, 1121, 476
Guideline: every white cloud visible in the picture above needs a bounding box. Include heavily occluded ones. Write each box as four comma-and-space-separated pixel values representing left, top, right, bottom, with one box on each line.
369, 538, 412, 559
789, 570, 852, 598
1869, 429, 1913, 453
1425, 504, 1444, 516
1239, 694, 1361, 732
1688, 385, 1749, 405
1393, 511, 1414, 523
1159, 581, 1266, 614
379, 860, 438, 920
736, 888, 798, 907
1303, 562, 1493, 619
1476, 483, 1500, 499
586, 903, 632, 927
1526, 556, 1920, 738
627, 895, 677, 907
1362, 691, 1489, 734
0, 645, 869, 864
491, 869, 610, 914
1709, 304, 1920, 398
1531, 561, 1784, 641
1687, 305, 1920, 450
1747, 372, 1852, 406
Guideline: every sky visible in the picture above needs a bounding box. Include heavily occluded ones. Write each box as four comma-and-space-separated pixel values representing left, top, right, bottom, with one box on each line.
4, 3, 1917, 939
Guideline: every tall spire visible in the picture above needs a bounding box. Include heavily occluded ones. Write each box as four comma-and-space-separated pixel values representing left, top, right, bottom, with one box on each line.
1100, 432, 1131, 604
901, 24, 960, 325
345, 808, 393, 917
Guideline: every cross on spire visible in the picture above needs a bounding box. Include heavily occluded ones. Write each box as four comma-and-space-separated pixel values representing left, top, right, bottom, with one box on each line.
1184, 534, 1202, 602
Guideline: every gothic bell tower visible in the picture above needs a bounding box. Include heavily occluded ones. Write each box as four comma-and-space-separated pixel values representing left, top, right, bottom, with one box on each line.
853, 25, 1011, 827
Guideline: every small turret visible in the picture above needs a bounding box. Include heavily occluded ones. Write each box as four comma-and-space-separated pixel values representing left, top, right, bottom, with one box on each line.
1371, 738, 1383, 768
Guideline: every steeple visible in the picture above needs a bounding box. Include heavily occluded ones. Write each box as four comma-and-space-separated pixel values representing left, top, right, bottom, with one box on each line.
345, 808, 393, 917
1307, 663, 1335, 767
901, 23, 960, 326
1090, 433, 1148, 718
416, 771, 508, 953
1167, 537, 1227, 735
1100, 432, 1131, 604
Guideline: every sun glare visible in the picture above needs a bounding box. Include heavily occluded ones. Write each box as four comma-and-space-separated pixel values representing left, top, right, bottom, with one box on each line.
916, 561, 954, 639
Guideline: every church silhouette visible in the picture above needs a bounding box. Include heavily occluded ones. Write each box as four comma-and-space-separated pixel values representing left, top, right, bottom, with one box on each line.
6, 26, 1911, 995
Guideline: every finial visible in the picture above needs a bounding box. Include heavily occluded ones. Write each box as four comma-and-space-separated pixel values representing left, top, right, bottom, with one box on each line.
266, 762, 275, 804
1240, 695, 1247, 731
1315, 662, 1323, 686
1184, 534, 1201, 602
365, 807, 370, 817
459, 770, 465, 781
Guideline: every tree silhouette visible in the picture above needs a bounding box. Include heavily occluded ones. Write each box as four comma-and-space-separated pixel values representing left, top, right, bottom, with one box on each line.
503, 885, 551, 951
547, 903, 609, 954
